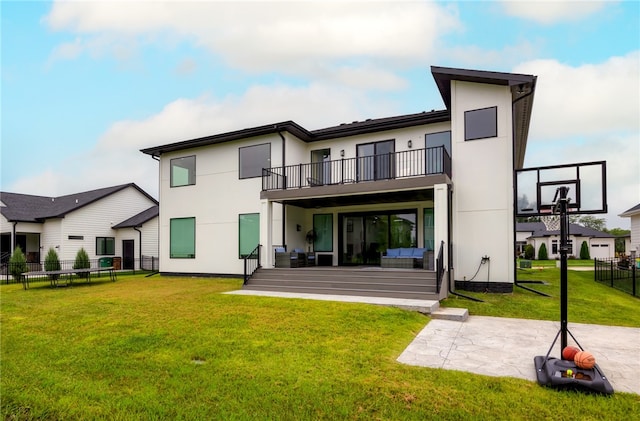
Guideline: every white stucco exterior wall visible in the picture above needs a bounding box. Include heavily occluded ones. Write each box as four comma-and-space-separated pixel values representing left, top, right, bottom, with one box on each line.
449, 80, 515, 285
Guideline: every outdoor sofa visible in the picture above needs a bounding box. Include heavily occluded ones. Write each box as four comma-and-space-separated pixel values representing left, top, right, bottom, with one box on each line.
381, 247, 434, 270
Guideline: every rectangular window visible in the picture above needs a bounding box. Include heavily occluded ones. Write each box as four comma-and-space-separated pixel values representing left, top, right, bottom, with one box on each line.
423, 208, 435, 250
170, 217, 196, 258
239, 143, 271, 179
313, 214, 333, 252
96, 237, 115, 255
171, 156, 196, 187
68, 235, 84, 240
239, 213, 260, 258
425, 131, 451, 155
464, 106, 497, 141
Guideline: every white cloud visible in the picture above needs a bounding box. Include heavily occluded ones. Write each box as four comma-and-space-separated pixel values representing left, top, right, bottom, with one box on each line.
44, 1, 460, 87
501, 0, 610, 24
514, 52, 640, 140
6, 82, 396, 198
519, 53, 640, 228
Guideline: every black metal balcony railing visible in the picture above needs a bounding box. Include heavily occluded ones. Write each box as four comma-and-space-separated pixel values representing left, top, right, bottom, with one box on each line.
262, 147, 451, 191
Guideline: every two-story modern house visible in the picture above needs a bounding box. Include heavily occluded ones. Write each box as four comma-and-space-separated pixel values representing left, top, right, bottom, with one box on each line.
141, 66, 537, 296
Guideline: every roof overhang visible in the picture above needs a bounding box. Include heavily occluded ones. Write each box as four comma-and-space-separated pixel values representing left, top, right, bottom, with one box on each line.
431, 66, 537, 169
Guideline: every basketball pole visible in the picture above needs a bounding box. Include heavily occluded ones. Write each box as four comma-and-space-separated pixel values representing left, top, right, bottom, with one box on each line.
556, 186, 569, 351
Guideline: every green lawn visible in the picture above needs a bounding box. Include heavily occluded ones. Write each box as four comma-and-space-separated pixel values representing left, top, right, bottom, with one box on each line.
2, 274, 639, 420
442, 268, 640, 327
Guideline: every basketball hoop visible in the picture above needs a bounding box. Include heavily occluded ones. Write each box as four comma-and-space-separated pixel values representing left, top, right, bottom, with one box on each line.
540, 215, 560, 231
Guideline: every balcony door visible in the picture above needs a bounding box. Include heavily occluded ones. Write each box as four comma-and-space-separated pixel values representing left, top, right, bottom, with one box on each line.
311, 149, 331, 185
357, 140, 394, 181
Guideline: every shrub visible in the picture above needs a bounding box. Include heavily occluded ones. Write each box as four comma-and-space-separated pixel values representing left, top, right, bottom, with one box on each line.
9, 246, 28, 281
44, 247, 61, 280
524, 244, 535, 260
73, 248, 90, 278
538, 243, 548, 260
579, 241, 590, 260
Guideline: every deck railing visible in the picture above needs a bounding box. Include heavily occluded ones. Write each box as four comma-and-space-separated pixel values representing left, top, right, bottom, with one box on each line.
243, 244, 262, 285
435, 241, 445, 294
262, 146, 451, 191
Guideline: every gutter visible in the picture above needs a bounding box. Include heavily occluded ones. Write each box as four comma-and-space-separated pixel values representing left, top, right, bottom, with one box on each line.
134, 226, 143, 269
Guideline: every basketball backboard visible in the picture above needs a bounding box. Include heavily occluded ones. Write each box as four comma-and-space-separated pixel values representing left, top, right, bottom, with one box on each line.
515, 161, 607, 217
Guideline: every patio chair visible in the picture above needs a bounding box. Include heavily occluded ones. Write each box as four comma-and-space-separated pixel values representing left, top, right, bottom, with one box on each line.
274, 247, 304, 268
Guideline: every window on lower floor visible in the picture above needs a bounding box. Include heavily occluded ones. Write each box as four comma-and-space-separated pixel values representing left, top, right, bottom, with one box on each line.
170, 217, 196, 258
239, 213, 260, 258
96, 237, 115, 255
313, 214, 333, 252
423, 208, 434, 250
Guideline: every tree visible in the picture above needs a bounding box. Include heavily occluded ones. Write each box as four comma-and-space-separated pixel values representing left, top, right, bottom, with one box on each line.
44, 247, 61, 280
9, 246, 28, 281
577, 215, 606, 231
579, 241, 590, 260
73, 248, 90, 279
538, 243, 548, 260
524, 244, 535, 260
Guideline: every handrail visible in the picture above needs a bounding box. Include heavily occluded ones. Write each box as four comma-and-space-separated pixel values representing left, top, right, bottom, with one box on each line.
243, 244, 262, 285
262, 146, 451, 191
435, 240, 445, 294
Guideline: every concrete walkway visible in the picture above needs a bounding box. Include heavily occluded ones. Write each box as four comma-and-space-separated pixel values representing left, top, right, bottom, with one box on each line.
398, 316, 640, 395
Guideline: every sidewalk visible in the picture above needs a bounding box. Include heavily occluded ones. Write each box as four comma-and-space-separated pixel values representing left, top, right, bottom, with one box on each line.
397, 316, 640, 395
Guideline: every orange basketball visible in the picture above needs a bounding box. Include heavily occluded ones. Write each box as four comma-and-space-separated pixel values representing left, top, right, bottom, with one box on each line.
574, 351, 596, 369
562, 346, 580, 361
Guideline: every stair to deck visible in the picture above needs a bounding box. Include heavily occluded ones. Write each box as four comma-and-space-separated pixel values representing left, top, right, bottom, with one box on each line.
244, 267, 440, 300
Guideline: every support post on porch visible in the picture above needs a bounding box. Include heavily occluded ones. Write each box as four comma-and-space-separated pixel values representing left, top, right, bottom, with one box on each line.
434, 183, 449, 296
260, 199, 274, 268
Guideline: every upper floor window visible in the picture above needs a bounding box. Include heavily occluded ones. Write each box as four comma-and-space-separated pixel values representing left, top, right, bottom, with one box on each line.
239, 143, 271, 179
425, 131, 451, 155
96, 237, 115, 255
464, 106, 497, 141
171, 156, 196, 187
357, 139, 395, 181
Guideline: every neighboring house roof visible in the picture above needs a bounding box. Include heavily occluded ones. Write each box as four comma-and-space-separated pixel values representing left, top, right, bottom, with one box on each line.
0, 183, 158, 223
112, 205, 159, 229
619, 203, 640, 217
516, 222, 614, 239
141, 66, 536, 162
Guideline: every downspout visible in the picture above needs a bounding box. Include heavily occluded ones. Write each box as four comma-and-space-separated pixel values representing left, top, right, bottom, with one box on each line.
134, 226, 142, 270
447, 184, 483, 302
152, 154, 161, 275
276, 129, 286, 248
511, 87, 548, 296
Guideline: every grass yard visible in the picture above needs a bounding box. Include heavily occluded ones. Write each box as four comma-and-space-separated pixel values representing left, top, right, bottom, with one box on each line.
2, 274, 639, 420
442, 268, 640, 327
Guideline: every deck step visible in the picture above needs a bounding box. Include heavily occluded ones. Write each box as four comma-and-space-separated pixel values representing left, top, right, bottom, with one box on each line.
244, 267, 441, 300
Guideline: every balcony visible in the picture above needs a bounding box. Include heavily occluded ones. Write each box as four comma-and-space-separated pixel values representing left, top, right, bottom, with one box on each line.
262, 147, 451, 192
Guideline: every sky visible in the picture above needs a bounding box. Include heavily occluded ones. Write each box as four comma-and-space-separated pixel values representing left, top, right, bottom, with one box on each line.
1, 0, 638, 229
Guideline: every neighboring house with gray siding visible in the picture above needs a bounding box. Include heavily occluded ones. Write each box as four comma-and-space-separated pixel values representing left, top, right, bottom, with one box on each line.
0, 183, 158, 270
619, 203, 640, 257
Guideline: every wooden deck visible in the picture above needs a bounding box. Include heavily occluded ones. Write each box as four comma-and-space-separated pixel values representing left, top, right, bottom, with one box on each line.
244, 266, 443, 300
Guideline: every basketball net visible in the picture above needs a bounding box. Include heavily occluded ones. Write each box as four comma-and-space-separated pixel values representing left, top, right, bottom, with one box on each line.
540, 215, 560, 231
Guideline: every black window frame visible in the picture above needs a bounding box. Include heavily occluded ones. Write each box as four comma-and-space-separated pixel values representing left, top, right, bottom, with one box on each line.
96, 237, 115, 256
464, 106, 497, 141
170, 217, 196, 259
239, 143, 271, 179
170, 155, 196, 187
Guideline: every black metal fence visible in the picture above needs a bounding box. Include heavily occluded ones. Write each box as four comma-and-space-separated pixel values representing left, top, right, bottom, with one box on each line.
594, 257, 638, 297
1, 256, 159, 285
262, 146, 451, 191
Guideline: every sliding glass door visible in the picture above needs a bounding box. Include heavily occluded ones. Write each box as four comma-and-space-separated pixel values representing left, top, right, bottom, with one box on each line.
357, 140, 395, 181
340, 210, 416, 265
